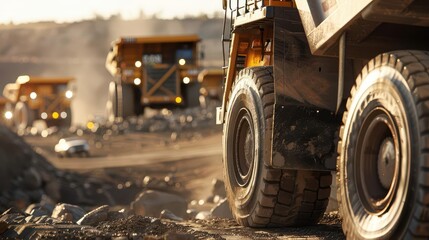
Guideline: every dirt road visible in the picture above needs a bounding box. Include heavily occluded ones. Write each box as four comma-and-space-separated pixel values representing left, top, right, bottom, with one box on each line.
22, 129, 344, 239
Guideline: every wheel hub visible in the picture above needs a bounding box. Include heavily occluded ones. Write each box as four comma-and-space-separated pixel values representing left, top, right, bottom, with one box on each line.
356, 108, 400, 215
377, 138, 396, 189
234, 108, 255, 187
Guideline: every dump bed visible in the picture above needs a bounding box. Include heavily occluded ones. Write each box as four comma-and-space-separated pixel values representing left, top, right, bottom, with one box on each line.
295, 0, 429, 57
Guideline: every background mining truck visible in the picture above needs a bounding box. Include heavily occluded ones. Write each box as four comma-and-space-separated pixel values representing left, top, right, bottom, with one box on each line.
197, 68, 224, 107
105, 35, 201, 122
2, 75, 74, 131
219, 0, 429, 239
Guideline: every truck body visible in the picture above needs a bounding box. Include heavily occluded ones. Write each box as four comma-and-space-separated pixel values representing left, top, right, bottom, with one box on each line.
220, 0, 429, 238
2, 75, 74, 130
105, 35, 201, 122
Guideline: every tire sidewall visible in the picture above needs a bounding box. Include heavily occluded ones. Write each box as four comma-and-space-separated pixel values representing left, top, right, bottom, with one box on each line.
339, 66, 418, 239
223, 72, 266, 219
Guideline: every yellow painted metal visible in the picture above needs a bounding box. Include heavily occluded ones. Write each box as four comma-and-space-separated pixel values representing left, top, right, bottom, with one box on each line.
220, 33, 240, 123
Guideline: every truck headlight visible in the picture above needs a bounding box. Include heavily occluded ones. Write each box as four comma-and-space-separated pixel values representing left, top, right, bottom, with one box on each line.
65, 90, 73, 99
4, 111, 13, 120
179, 59, 186, 66
135, 61, 142, 68
183, 77, 190, 84
30, 92, 37, 100
61, 111, 68, 119
134, 78, 141, 85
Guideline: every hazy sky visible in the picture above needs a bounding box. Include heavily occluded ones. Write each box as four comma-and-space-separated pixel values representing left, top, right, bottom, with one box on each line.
0, 0, 222, 24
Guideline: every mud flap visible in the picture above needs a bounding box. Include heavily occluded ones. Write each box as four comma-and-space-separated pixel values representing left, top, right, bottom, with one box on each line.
269, 103, 338, 171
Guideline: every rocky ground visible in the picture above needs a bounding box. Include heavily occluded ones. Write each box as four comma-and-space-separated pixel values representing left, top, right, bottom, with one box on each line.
0, 104, 344, 239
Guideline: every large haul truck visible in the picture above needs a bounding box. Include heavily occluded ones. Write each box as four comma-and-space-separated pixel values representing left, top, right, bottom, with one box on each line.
105, 35, 201, 122
2, 75, 74, 131
219, 0, 429, 239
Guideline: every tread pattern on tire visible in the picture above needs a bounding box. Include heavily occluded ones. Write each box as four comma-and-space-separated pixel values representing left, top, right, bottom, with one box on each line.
337, 50, 429, 239
226, 66, 332, 227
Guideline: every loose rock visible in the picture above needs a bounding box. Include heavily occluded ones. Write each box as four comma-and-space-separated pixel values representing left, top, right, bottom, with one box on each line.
160, 209, 183, 221
51, 203, 86, 223
131, 190, 187, 219
77, 205, 109, 226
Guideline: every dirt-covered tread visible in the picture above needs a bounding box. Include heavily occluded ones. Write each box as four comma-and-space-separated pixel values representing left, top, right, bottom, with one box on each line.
337, 50, 429, 239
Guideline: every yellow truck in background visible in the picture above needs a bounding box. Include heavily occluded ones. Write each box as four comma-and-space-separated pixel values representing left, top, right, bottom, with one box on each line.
2, 75, 74, 131
197, 68, 224, 107
105, 35, 202, 122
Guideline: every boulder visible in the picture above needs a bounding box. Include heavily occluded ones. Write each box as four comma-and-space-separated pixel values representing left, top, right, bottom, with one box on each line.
77, 205, 109, 226
131, 190, 187, 218
51, 203, 86, 223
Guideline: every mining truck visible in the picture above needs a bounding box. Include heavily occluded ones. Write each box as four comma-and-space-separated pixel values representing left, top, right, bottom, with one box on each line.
197, 68, 224, 106
219, 0, 429, 239
105, 35, 201, 122
2, 75, 74, 130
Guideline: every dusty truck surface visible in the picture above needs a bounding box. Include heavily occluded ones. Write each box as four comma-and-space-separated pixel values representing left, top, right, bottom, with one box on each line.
105, 35, 201, 122
219, 0, 429, 239
2, 75, 74, 131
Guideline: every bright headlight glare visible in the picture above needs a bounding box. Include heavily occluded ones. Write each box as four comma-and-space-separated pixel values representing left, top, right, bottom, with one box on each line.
30, 92, 37, 100
4, 111, 13, 120
179, 59, 186, 66
183, 77, 190, 84
65, 90, 73, 99
134, 78, 141, 85
135, 61, 142, 68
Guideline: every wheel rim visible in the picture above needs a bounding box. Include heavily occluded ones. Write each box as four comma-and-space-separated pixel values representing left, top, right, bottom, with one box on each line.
355, 107, 400, 215
233, 107, 255, 187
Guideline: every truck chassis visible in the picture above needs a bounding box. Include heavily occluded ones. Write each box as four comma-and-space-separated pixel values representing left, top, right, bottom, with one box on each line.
219, 0, 429, 238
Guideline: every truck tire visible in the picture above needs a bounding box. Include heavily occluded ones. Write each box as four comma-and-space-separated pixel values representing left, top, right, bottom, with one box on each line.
223, 66, 331, 227
338, 51, 429, 239
107, 82, 143, 121
14, 101, 34, 131
121, 83, 137, 118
